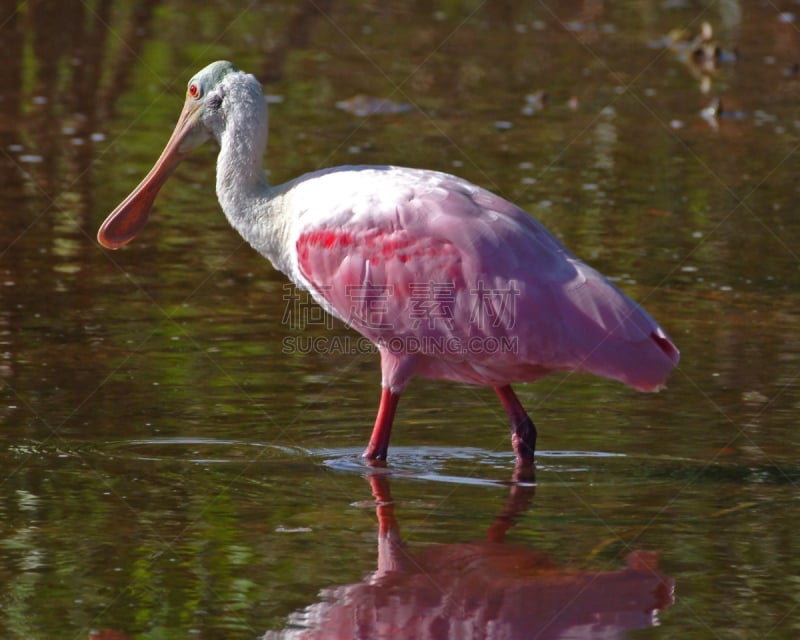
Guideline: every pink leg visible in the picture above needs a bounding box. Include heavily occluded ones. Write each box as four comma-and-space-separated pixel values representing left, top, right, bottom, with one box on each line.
363, 387, 401, 463
494, 385, 537, 466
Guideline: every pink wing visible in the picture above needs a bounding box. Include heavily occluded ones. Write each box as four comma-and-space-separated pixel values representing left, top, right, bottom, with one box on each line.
291, 167, 678, 391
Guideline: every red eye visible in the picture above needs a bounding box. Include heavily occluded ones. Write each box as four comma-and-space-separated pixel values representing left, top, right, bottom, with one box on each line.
188, 83, 200, 98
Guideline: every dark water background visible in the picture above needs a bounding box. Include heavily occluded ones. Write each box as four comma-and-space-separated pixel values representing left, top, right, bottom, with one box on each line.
1, 1, 800, 638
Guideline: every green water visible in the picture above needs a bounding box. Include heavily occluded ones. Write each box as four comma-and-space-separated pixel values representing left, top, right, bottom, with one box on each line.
1, 1, 799, 638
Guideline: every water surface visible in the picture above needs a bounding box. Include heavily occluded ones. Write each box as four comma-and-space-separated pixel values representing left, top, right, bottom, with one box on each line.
1, 1, 800, 638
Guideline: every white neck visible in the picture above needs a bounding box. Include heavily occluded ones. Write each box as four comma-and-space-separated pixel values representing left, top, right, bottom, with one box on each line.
214, 73, 294, 276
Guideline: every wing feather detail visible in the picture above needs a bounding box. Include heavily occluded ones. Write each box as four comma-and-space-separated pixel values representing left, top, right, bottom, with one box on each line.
287, 166, 678, 390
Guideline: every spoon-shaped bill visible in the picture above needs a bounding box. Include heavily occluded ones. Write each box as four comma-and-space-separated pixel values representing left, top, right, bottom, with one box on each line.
97, 100, 205, 249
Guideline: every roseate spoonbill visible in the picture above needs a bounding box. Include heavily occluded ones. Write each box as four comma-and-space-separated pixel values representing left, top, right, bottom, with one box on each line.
97, 61, 679, 466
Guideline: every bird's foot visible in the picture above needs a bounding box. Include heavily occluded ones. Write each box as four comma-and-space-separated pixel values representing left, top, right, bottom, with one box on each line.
510, 415, 537, 467
362, 443, 389, 467
363, 451, 389, 468
510, 462, 536, 484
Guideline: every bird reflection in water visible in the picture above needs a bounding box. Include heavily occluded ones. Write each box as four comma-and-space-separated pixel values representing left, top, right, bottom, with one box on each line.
264, 470, 674, 639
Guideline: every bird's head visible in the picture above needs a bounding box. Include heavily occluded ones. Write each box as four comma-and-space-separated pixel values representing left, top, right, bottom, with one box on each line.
97, 60, 249, 249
